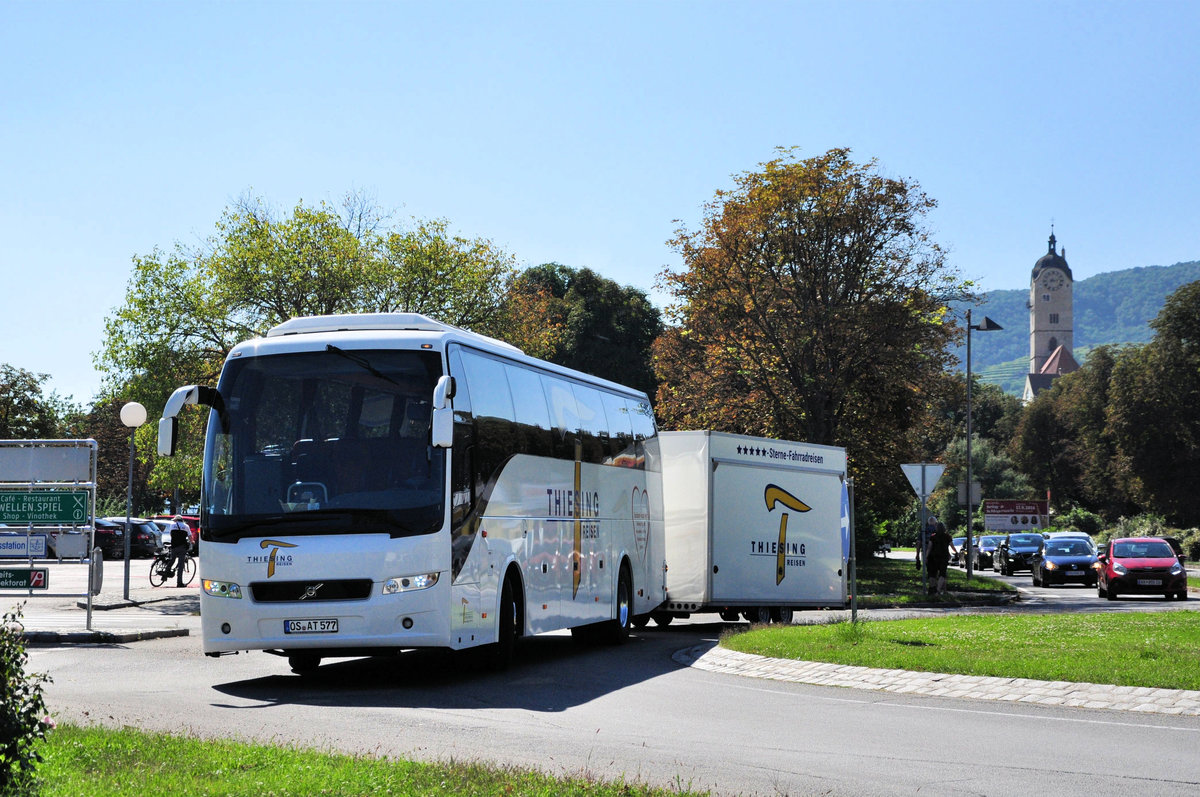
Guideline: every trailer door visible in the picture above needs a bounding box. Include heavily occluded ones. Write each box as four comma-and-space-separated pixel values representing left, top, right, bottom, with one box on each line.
709, 462, 845, 606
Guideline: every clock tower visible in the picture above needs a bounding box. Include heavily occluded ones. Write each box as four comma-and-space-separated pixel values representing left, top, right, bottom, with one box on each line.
1029, 231, 1074, 374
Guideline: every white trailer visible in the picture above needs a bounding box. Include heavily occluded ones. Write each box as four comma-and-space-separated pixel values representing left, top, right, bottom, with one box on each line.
656, 431, 849, 624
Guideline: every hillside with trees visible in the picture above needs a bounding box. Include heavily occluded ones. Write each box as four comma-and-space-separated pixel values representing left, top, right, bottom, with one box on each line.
952, 260, 1200, 395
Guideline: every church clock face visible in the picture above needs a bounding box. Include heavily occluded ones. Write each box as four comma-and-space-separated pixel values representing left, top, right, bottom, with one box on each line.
1042, 270, 1065, 291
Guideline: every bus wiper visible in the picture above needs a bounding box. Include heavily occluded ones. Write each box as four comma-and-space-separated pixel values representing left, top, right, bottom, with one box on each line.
325, 345, 400, 386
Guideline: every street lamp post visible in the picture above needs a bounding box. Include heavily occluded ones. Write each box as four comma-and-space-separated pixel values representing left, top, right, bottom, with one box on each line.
120, 401, 147, 600
965, 310, 1002, 580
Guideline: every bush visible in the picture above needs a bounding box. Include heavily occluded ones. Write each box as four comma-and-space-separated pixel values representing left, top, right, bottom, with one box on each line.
1055, 506, 1105, 536
1111, 513, 1169, 538
1, 604, 54, 796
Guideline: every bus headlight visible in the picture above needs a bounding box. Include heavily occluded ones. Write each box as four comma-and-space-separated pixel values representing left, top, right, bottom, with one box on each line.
202, 579, 243, 599
383, 572, 440, 595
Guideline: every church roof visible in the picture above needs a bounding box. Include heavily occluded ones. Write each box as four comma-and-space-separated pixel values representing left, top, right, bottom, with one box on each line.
1031, 232, 1073, 281
1023, 373, 1058, 402
1039, 345, 1080, 376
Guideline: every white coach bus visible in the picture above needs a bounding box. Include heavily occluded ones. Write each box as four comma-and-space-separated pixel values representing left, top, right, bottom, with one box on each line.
157, 313, 664, 673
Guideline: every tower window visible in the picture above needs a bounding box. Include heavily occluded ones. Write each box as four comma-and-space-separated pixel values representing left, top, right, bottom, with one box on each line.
1048, 337, 1058, 352
1042, 294, 1051, 302
1049, 313, 1059, 325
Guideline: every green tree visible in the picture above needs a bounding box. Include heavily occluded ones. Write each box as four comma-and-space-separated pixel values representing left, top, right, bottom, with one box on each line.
0, 365, 73, 439
511, 264, 662, 397
654, 148, 967, 515
1106, 282, 1200, 525
929, 435, 1032, 532
97, 193, 524, 498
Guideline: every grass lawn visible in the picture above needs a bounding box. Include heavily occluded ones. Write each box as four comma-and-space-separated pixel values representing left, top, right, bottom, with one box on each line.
35, 724, 705, 797
853, 554, 1015, 608
725, 606, 1200, 690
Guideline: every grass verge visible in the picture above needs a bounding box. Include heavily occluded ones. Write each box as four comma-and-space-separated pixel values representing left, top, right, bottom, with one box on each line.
723, 610, 1200, 690
37, 724, 706, 797
854, 555, 1014, 608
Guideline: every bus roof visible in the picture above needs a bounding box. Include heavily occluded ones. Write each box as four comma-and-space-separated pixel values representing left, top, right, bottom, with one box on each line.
266, 313, 523, 354
248, 313, 648, 401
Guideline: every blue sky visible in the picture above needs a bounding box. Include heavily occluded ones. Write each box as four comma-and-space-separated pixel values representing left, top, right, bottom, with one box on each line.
2, 0, 1198, 404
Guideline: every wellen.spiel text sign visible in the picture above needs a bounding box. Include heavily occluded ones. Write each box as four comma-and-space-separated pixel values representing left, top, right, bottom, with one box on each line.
0, 491, 90, 524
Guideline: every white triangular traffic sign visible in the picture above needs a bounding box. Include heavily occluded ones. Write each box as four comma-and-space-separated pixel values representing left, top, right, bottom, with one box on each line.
901, 463, 945, 500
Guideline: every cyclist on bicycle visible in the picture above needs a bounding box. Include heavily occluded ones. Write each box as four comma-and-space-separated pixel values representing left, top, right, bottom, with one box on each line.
168, 515, 191, 587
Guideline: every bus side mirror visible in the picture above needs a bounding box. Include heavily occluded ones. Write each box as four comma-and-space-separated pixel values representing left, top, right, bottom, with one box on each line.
431, 376, 455, 448
158, 417, 178, 457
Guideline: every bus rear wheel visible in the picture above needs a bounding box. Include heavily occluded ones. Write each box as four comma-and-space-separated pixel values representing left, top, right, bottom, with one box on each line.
603, 566, 633, 644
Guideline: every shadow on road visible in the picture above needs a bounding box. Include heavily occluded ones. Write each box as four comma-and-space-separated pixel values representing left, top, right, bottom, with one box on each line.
210, 621, 732, 713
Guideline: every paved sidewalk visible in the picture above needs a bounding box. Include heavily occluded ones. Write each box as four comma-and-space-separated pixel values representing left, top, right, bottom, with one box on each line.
674, 643, 1200, 716
6, 586, 199, 644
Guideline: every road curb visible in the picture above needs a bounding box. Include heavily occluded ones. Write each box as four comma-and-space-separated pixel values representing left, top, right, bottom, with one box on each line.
21, 627, 190, 645
675, 643, 1200, 715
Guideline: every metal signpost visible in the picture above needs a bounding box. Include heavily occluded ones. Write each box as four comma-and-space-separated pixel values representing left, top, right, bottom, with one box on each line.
902, 463, 945, 593
0, 440, 99, 629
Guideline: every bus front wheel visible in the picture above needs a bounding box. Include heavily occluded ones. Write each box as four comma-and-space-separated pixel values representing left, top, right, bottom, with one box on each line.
288, 653, 320, 675
486, 576, 519, 671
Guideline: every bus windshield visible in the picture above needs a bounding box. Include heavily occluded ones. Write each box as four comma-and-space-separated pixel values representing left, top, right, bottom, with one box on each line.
203, 348, 445, 542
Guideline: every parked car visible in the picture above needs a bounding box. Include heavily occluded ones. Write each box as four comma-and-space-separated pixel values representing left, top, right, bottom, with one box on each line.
972, 535, 1005, 570
1031, 537, 1100, 587
92, 519, 125, 559
151, 518, 171, 548
1097, 537, 1188, 601
98, 517, 159, 558
994, 532, 1045, 575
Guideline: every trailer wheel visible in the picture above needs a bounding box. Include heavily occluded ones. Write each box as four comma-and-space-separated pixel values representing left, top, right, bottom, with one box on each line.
632, 615, 651, 628
718, 610, 741, 622
743, 607, 771, 624
770, 607, 794, 624
651, 611, 674, 626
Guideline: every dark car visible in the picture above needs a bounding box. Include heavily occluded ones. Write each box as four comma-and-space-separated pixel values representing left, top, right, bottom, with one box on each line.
1098, 537, 1188, 601
972, 535, 1005, 570
101, 517, 160, 558
92, 519, 125, 559
994, 532, 1045, 575
1032, 537, 1100, 587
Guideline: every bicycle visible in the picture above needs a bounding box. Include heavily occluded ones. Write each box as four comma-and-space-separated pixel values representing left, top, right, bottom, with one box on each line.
149, 548, 196, 587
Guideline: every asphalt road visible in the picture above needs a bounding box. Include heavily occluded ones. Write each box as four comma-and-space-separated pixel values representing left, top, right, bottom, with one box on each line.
26, 597, 1200, 797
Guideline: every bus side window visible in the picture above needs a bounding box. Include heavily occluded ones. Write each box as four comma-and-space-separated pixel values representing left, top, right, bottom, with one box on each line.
628, 398, 657, 471
600, 391, 634, 465
570, 384, 607, 465
505, 363, 555, 458
459, 348, 519, 496
447, 349, 475, 524
541, 374, 580, 461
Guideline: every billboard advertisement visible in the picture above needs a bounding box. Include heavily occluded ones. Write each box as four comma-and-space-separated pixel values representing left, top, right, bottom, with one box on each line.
983, 499, 1049, 532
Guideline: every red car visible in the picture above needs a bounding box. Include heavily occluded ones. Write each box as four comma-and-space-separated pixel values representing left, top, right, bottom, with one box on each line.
1097, 537, 1188, 601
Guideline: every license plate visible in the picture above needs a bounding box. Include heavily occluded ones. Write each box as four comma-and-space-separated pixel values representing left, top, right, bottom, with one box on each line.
1136, 579, 1162, 586
284, 618, 338, 634
1064, 571, 1084, 578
